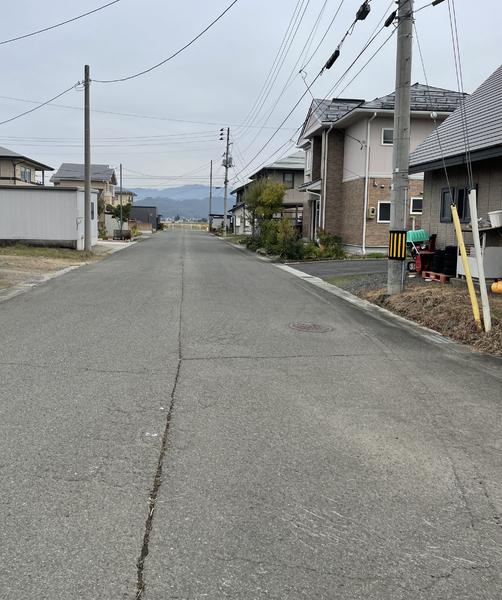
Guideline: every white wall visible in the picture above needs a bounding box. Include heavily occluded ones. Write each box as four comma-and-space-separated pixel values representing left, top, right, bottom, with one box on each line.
0, 188, 98, 250
343, 116, 443, 182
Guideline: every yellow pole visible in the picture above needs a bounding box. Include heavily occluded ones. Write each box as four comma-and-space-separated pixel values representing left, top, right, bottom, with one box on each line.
451, 203, 482, 331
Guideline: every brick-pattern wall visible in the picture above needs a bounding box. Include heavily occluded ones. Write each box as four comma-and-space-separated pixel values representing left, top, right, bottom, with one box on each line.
364, 178, 423, 247
323, 129, 345, 238
421, 159, 502, 248
340, 178, 365, 245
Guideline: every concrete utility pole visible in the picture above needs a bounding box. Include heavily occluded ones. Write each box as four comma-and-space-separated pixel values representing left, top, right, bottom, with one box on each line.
387, 0, 413, 294
84, 64, 92, 251
222, 127, 230, 237
119, 163, 123, 235
208, 159, 213, 231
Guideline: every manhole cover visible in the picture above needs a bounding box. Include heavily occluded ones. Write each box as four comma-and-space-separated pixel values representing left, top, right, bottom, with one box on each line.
288, 322, 333, 333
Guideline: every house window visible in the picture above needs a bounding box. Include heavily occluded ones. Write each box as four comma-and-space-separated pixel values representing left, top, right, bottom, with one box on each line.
20, 166, 32, 182
283, 172, 294, 189
305, 147, 312, 172
440, 188, 454, 222
456, 187, 473, 223
381, 128, 394, 145
377, 201, 391, 223
410, 197, 423, 215
91, 202, 95, 220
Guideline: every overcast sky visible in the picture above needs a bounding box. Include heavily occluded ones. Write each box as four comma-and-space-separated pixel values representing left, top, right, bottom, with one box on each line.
0, 0, 500, 189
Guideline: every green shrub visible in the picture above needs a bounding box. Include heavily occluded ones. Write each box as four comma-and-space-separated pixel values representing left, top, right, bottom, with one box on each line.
318, 230, 345, 259
304, 241, 321, 260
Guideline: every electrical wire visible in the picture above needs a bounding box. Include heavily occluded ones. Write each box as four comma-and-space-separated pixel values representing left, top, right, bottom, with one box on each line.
93, 0, 238, 83
234, 0, 310, 139
0, 84, 80, 126
0, 0, 121, 46
238, 0, 340, 154
447, 0, 473, 190
300, 0, 346, 71
0, 94, 297, 130
233, 0, 304, 136
413, 19, 453, 198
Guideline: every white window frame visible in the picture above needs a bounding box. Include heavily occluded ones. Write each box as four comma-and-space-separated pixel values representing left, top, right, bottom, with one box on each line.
377, 200, 391, 223
381, 128, 394, 145
305, 146, 312, 173
410, 196, 423, 215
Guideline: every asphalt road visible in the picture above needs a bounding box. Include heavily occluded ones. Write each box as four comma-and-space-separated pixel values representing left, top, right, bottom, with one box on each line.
1, 230, 501, 600
289, 258, 387, 279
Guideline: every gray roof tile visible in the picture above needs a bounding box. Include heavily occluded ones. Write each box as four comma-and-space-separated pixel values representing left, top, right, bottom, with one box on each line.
410, 66, 502, 169
0, 145, 54, 171
51, 163, 117, 183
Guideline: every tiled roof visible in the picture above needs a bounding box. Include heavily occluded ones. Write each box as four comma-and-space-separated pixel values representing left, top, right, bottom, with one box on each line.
0, 145, 54, 171
299, 84, 464, 143
363, 83, 465, 113
410, 65, 502, 170
51, 163, 117, 183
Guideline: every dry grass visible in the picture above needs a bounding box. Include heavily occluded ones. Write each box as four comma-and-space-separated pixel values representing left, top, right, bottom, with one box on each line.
363, 285, 502, 356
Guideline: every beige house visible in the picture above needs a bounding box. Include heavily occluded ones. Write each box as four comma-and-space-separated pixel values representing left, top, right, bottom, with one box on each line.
113, 189, 136, 207
230, 152, 304, 235
298, 85, 465, 253
0, 146, 53, 186
51, 163, 117, 205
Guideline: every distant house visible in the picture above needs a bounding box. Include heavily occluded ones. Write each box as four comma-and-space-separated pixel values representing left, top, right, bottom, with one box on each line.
409, 65, 502, 272
0, 146, 53, 186
51, 163, 117, 206
113, 189, 136, 207
298, 84, 465, 252
230, 152, 305, 235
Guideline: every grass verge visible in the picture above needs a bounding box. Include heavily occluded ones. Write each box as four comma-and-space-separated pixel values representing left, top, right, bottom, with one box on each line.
363, 286, 502, 357
0, 244, 98, 261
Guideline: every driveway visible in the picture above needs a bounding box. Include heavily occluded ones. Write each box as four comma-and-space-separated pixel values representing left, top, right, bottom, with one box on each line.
288, 257, 387, 278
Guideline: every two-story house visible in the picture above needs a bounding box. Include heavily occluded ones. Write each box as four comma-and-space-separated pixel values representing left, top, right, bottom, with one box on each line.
230, 151, 304, 235
51, 163, 117, 206
298, 84, 465, 253
0, 146, 53, 186
113, 189, 136, 207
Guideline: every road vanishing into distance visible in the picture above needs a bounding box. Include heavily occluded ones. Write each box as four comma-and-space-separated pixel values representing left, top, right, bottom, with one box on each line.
1, 230, 502, 599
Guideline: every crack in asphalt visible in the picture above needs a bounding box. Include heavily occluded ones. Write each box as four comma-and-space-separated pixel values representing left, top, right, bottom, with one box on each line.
135, 256, 184, 600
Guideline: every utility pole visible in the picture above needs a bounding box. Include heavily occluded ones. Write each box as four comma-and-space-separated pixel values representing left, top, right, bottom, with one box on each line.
208, 160, 213, 232
119, 163, 123, 235
222, 127, 231, 237
387, 0, 413, 294
84, 64, 92, 251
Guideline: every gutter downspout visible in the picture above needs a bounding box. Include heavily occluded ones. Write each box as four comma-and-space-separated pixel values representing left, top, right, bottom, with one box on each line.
322, 124, 334, 231
362, 112, 377, 255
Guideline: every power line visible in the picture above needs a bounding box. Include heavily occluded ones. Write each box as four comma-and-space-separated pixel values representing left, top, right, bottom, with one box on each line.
0, 0, 121, 45
238, 0, 339, 155
233, 0, 304, 136
93, 0, 239, 83
300, 0, 346, 71
0, 94, 298, 130
447, 0, 473, 189
0, 84, 79, 126
232, 0, 380, 181
413, 20, 453, 197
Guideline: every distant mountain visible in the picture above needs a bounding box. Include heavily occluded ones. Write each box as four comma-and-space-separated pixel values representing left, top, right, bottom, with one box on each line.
131, 185, 227, 219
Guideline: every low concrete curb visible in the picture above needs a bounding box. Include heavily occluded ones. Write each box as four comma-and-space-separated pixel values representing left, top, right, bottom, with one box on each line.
275, 263, 457, 349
